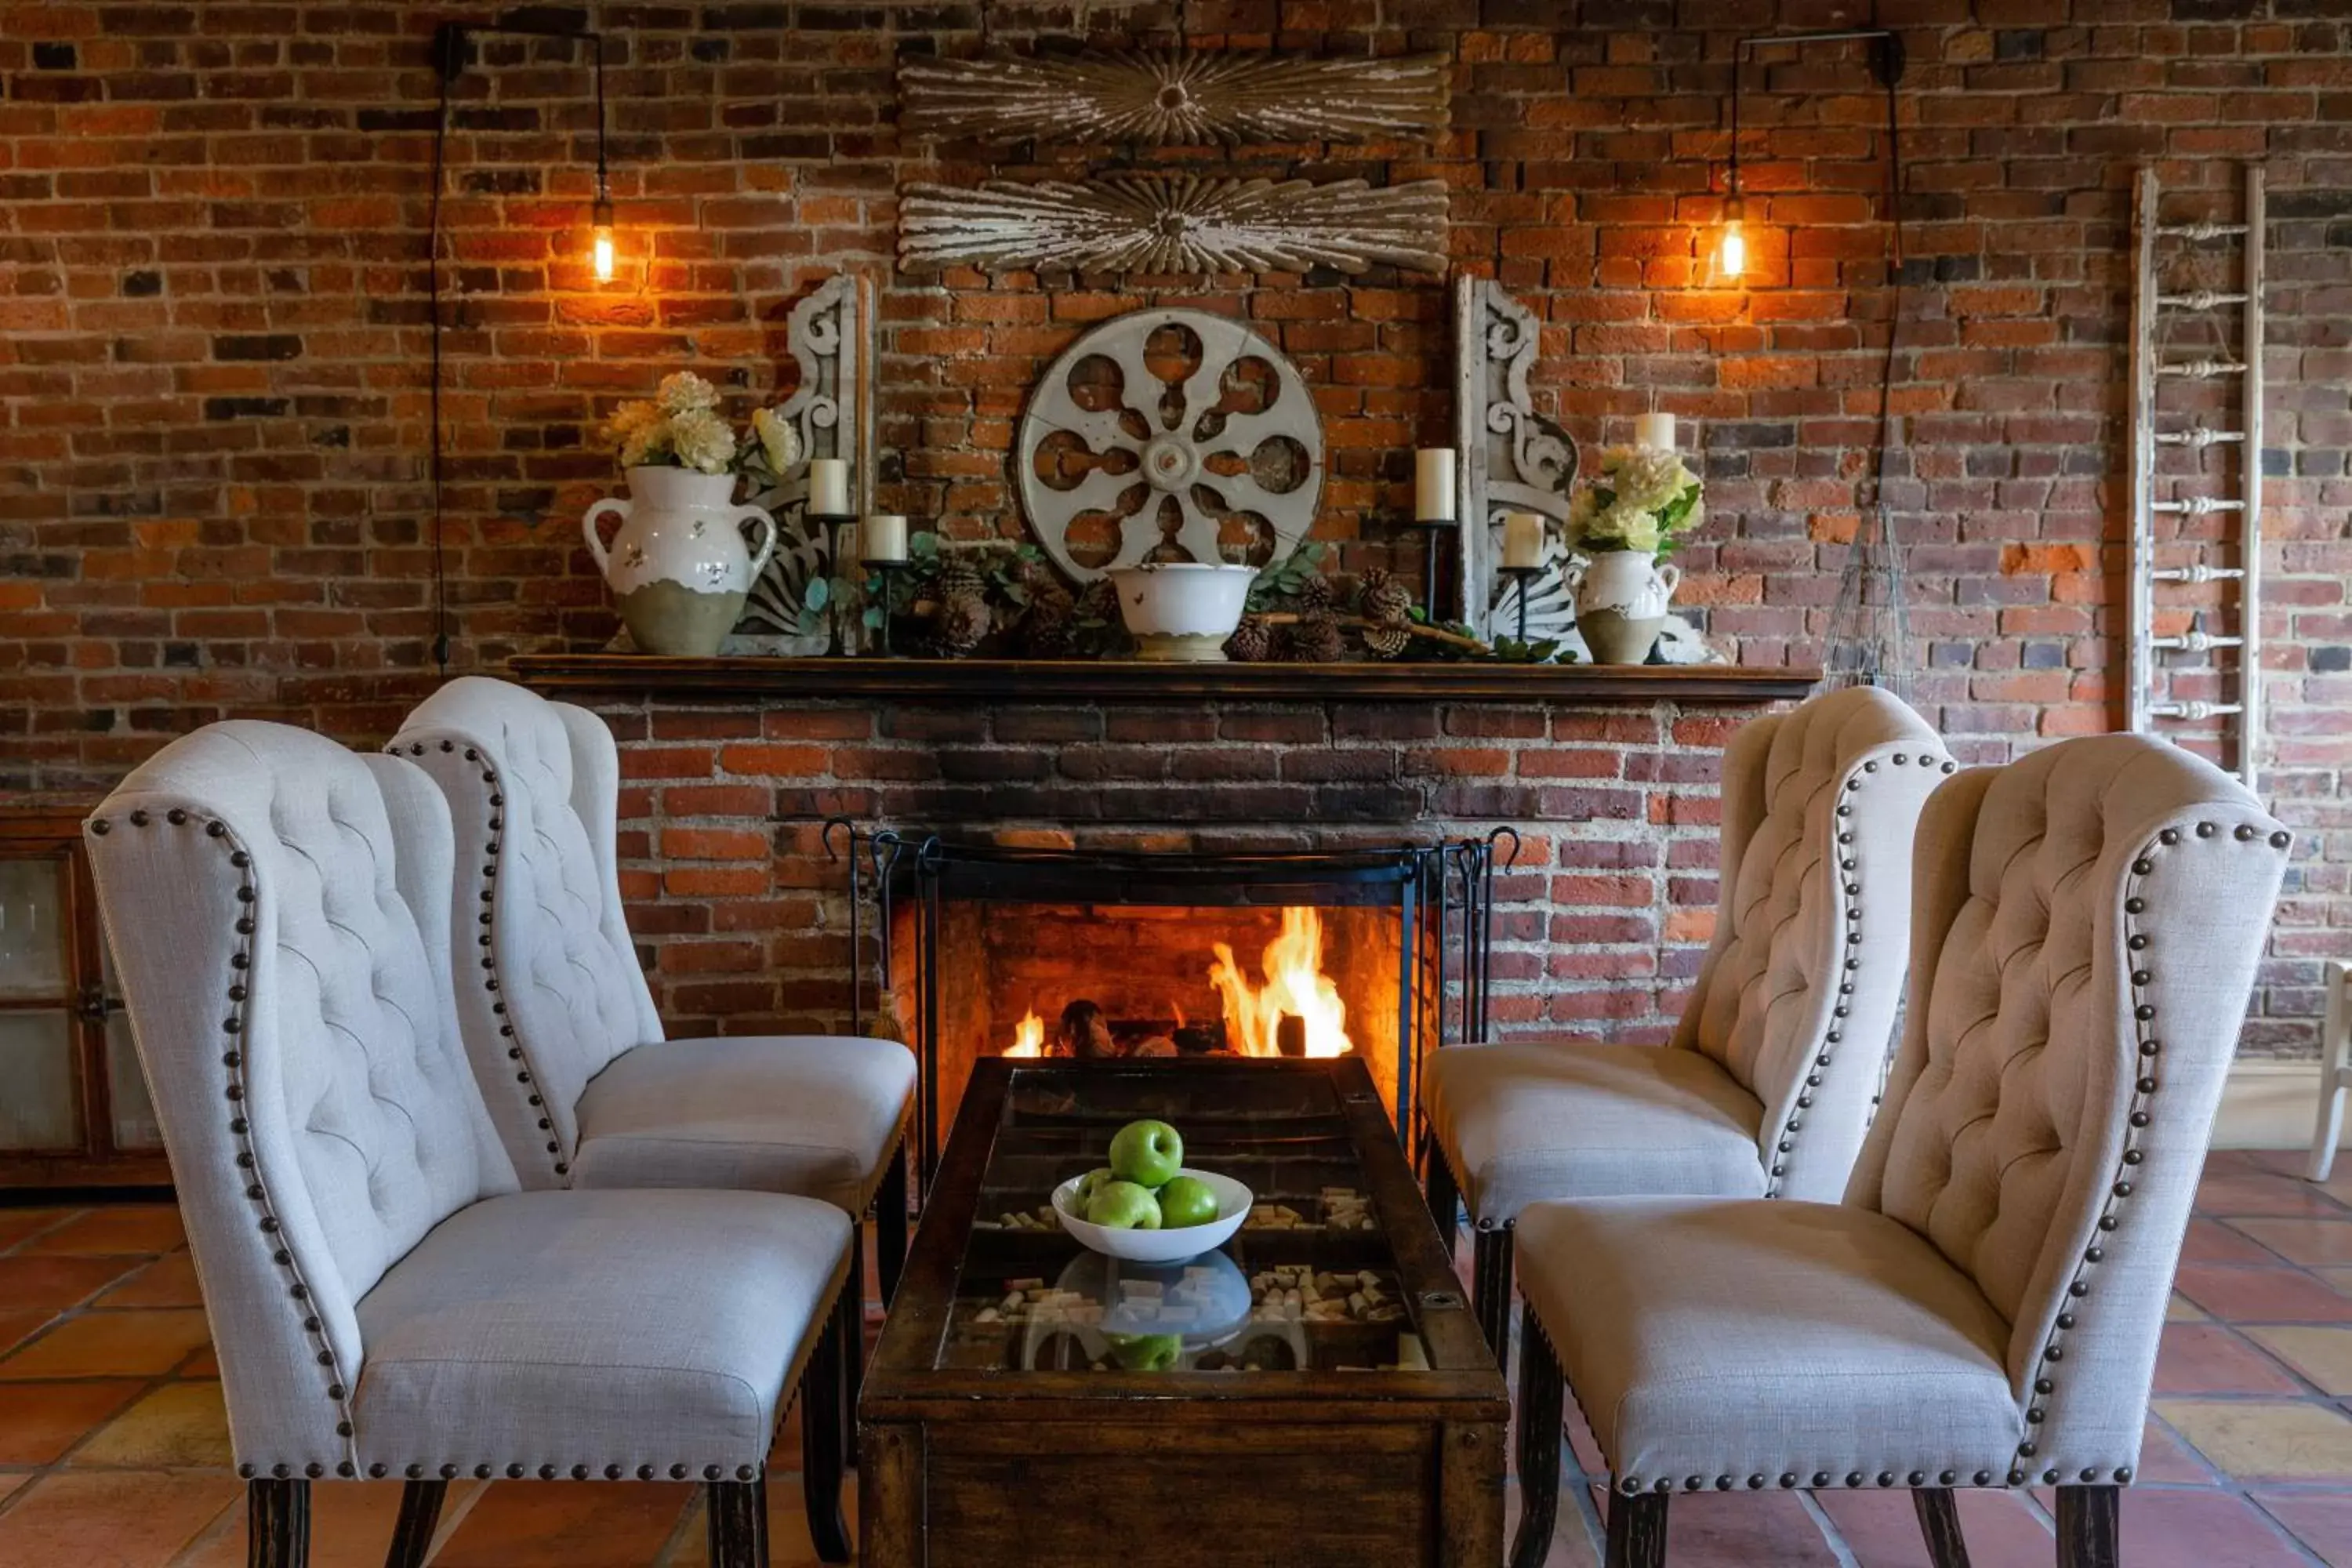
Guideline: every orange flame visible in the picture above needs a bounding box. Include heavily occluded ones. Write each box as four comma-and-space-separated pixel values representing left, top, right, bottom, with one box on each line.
1207, 907, 1351, 1058
1006, 1009, 1045, 1058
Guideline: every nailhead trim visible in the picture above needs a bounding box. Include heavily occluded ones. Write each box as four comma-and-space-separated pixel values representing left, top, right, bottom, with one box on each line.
109, 807, 360, 1478
391, 741, 566, 1182
1764, 748, 1947, 1200
2005, 816, 2288, 1490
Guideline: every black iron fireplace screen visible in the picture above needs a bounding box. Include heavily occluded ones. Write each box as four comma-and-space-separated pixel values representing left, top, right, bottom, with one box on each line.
826, 825, 1512, 1181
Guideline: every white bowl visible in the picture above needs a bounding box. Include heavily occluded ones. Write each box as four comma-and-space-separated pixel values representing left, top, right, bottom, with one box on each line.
1107, 562, 1257, 662
1050, 1167, 1253, 1264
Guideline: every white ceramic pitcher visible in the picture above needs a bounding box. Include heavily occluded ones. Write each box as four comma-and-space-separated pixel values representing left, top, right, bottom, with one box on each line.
1568, 550, 1680, 664
583, 466, 777, 656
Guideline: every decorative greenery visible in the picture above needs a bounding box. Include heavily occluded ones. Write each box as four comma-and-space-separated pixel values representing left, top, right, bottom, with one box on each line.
1564, 444, 1704, 557
1245, 539, 1334, 612
859, 532, 1130, 657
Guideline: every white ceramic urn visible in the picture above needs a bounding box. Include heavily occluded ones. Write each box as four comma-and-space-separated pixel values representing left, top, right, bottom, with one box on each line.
583, 466, 778, 657
1570, 550, 1681, 664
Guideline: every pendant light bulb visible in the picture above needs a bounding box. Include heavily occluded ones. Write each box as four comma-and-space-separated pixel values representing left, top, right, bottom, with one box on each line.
590, 198, 615, 284
1719, 194, 1747, 280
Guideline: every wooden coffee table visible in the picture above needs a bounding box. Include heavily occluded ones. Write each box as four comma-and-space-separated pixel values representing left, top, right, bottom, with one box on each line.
858, 1056, 1508, 1567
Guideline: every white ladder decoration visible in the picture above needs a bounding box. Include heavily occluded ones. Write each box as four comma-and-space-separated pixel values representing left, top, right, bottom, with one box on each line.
2127, 164, 2265, 787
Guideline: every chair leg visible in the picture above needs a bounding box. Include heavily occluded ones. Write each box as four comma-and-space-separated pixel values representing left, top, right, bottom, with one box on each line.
1507, 1316, 1565, 1568
2055, 1484, 2118, 1568
1912, 1486, 1972, 1568
383, 1479, 447, 1568
800, 1281, 853, 1564
1424, 1143, 1460, 1261
706, 1479, 769, 1568
845, 1218, 868, 1417
1605, 1490, 1668, 1568
1472, 1223, 1515, 1380
2308, 961, 2350, 1181
247, 1477, 310, 1568
876, 1140, 910, 1305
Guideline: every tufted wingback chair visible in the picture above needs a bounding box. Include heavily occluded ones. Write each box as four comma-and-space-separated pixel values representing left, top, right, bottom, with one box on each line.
1506, 733, 2292, 1568
389, 677, 919, 1306
1421, 684, 1950, 1370
85, 722, 858, 1567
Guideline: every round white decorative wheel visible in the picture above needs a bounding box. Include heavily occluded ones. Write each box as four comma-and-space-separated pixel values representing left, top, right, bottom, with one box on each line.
1016, 307, 1323, 582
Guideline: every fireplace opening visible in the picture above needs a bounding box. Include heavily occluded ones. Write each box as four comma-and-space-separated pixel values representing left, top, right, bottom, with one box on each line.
868, 838, 1503, 1176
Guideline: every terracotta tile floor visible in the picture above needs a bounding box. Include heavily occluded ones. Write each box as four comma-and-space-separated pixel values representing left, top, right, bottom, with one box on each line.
7, 1149, 2352, 1566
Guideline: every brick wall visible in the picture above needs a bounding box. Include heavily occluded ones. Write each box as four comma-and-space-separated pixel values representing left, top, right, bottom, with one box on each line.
0, 2, 2344, 1053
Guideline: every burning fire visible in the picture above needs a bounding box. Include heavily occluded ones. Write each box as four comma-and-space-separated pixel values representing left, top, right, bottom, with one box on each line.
1209, 906, 1352, 1058
999, 908, 1353, 1059
1006, 1009, 1046, 1058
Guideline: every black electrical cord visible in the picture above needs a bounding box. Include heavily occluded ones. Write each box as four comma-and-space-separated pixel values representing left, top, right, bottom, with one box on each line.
424, 19, 608, 678
429, 43, 454, 674
1726, 27, 1909, 515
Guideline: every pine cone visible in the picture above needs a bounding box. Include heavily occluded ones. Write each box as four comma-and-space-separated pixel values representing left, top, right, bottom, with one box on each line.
934, 586, 993, 657
938, 553, 986, 598
1225, 614, 1275, 662
1293, 570, 1334, 612
1283, 610, 1346, 664
1362, 622, 1412, 659
1359, 568, 1414, 627
1073, 578, 1119, 625
1022, 580, 1076, 657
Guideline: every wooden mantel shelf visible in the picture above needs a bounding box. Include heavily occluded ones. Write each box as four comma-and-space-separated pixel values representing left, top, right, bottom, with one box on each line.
508, 654, 1819, 705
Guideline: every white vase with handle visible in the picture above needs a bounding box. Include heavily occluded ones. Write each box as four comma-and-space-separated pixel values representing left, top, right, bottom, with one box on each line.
1569, 550, 1680, 664
583, 466, 777, 656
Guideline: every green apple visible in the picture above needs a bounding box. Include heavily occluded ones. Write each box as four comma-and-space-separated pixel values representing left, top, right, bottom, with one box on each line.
1156, 1174, 1219, 1229
1107, 1332, 1182, 1372
1108, 1119, 1183, 1189
1083, 1179, 1163, 1230
1070, 1167, 1116, 1210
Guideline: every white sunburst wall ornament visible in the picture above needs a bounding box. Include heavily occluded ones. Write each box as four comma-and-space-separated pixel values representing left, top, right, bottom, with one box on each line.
1015, 307, 1323, 582
897, 48, 1453, 147
898, 175, 1450, 278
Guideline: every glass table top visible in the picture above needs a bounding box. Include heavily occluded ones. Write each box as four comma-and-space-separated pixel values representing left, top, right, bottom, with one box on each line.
935, 1063, 1435, 1375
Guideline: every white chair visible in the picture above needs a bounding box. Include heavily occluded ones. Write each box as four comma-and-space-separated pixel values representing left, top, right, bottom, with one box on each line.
1508, 733, 2292, 1568
2304, 959, 2351, 1181
1421, 685, 1950, 1370
84, 721, 856, 1568
388, 678, 918, 1325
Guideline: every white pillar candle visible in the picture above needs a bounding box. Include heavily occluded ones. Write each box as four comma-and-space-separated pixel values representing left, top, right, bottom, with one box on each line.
1635, 411, 1676, 451
860, 514, 907, 564
1414, 448, 1457, 522
1501, 510, 1545, 569
808, 457, 851, 516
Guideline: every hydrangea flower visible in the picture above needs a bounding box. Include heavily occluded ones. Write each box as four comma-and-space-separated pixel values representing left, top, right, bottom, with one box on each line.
657, 371, 720, 415
668, 407, 737, 474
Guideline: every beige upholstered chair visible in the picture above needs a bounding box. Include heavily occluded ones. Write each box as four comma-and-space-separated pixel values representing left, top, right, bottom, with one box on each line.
84, 721, 857, 1568
1421, 685, 1950, 1368
1508, 733, 2292, 1568
390, 678, 918, 1323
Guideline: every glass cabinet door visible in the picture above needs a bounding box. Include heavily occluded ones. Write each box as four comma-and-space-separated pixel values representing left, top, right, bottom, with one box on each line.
0, 856, 82, 1152
98, 936, 161, 1151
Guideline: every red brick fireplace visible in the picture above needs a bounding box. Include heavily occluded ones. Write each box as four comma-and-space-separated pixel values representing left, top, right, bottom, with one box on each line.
515, 659, 1811, 1124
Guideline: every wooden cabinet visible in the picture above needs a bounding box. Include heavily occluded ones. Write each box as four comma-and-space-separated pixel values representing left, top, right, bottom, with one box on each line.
0, 810, 169, 1189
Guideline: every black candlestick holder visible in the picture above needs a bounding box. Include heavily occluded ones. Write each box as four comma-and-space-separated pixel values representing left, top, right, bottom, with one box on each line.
862, 558, 909, 656
808, 512, 856, 655
1500, 564, 1542, 645
1406, 517, 1459, 619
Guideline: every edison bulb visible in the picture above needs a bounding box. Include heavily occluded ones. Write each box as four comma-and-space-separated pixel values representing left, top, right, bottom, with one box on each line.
590, 222, 615, 283
1719, 217, 1747, 279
